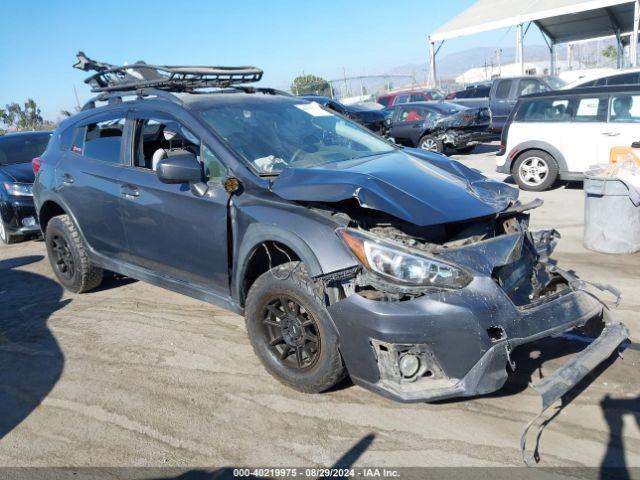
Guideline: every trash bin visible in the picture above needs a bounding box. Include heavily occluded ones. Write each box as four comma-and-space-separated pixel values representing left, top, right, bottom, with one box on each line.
584, 173, 640, 254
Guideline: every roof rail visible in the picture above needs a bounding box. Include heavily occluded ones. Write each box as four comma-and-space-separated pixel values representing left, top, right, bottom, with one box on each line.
81, 88, 184, 111
74, 52, 263, 93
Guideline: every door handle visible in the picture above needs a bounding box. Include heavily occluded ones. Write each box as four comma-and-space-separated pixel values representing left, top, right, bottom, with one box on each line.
120, 185, 140, 199
62, 173, 74, 184
602, 132, 621, 136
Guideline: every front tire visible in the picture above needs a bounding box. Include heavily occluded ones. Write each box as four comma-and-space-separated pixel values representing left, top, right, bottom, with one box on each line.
512, 150, 559, 191
45, 215, 103, 293
418, 134, 444, 153
0, 218, 21, 245
245, 261, 346, 393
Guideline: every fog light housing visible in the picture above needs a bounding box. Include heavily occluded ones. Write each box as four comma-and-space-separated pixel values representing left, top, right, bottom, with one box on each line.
22, 216, 36, 227
399, 353, 421, 378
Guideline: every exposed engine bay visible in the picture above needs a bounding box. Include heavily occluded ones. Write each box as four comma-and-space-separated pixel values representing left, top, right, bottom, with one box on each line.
309, 198, 569, 306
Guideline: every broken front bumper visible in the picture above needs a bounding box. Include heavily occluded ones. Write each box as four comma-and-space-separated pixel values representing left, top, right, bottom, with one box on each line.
327, 278, 628, 403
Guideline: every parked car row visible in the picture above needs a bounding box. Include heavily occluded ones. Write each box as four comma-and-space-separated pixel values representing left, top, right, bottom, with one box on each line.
0, 131, 51, 244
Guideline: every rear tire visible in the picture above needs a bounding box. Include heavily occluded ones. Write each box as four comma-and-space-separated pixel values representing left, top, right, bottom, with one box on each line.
512, 150, 559, 191
418, 134, 444, 153
45, 215, 103, 293
245, 261, 346, 393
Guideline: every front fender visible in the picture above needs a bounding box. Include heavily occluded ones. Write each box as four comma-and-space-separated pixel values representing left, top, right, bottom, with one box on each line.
231, 202, 357, 301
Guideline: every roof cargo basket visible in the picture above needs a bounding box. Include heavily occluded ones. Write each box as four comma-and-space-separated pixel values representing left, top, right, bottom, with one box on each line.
73, 51, 263, 93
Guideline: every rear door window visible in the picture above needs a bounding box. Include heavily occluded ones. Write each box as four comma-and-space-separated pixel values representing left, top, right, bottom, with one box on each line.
410, 93, 425, 102
82, 117, 126, 163
494, 80, 513, 99
395, 94, 411, 104
610, 95, 640, 122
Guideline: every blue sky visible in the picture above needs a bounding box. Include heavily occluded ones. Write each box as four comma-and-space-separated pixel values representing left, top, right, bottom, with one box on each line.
0, 0, 545, 119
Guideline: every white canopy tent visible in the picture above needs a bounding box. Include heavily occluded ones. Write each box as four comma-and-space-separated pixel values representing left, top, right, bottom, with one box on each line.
429, 0, 640, 85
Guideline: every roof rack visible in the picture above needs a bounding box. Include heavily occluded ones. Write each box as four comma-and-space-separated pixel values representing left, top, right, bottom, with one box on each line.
73, 51, 263, 93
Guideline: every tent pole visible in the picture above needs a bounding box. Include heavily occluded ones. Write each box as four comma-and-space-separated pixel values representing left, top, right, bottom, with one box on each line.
549, 43, 555, 76
516, 23, 524, 75
429, 39, 437, 87
632, 0, 639, 67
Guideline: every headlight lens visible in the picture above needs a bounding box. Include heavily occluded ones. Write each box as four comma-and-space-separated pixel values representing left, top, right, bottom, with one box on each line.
339, 228, 471, 288
3, 182, 33, 197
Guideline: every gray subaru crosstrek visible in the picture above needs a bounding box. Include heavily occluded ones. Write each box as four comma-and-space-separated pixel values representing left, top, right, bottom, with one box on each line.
33, 55, 628, 410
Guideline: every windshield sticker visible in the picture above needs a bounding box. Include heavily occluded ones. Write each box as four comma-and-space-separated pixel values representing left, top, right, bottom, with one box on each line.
294, 102, 334, 117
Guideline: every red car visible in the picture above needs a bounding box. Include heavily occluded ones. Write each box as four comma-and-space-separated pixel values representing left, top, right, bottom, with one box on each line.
377, 89, 444, 107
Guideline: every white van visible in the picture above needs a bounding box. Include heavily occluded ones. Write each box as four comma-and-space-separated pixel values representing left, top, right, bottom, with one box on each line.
496, 85, 640, 191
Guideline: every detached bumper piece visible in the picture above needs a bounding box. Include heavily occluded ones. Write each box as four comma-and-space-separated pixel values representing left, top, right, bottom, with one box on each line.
520, 321, 629, 466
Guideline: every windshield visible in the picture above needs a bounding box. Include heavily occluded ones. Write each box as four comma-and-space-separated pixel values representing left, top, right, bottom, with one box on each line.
0, 133, 51, 165
199, 98, 395, 174
545, 76, 567, 90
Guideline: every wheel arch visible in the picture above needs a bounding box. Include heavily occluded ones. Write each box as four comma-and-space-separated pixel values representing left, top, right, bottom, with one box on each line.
508, 141, 567, 173
234, 224, 327, 307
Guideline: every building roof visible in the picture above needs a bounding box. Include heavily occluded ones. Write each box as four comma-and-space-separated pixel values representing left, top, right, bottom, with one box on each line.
430, 0, 637, 44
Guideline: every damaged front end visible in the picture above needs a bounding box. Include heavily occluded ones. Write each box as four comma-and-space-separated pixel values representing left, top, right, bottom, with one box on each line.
431, 107, 496, 148
269, 152, 628, 405
313, 200, 628, 405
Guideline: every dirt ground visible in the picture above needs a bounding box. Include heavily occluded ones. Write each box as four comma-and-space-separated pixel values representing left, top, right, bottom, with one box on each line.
0, 145, 638, 472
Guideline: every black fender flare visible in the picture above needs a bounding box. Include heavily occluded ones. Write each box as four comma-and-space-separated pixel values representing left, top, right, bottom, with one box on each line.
506, 141, 568, 173
232, 223, 326, 302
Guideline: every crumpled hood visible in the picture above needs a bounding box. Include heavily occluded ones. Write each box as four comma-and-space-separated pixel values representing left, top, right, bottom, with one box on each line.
270, 149, 518, 226
0, 162, 35, 183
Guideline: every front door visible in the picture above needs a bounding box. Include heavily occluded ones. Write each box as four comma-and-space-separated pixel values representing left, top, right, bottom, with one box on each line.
118, 112, 231, 293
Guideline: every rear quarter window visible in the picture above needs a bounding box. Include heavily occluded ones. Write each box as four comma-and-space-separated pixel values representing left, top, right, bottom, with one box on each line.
83, 118, 125, 163
515, 98, 570, 122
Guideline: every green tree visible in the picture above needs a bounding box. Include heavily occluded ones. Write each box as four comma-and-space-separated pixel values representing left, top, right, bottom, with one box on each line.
291, 74, 332, 96
602, 45, 618, 61
0, 99, 50, 131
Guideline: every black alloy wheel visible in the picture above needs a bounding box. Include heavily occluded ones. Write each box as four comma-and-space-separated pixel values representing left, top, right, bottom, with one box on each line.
261, 295, 321, 370
49, 233, 75, 280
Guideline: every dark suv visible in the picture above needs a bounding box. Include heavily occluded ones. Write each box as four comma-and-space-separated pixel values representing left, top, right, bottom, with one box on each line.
33, 57, 628, 404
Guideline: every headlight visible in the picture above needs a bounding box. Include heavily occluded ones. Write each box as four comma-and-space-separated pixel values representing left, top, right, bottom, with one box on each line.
338, 228, 471, 288
3, 182, 33, 197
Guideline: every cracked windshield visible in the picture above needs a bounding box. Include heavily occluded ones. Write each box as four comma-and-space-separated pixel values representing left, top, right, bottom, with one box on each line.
200, 98, 395, 174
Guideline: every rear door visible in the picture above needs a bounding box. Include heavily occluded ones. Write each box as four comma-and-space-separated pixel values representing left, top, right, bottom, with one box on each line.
55, 111, 128, 258
118, 110, 231, 293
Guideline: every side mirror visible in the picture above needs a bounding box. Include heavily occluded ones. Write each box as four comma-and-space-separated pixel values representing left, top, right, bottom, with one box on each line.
156, 150, 203, 184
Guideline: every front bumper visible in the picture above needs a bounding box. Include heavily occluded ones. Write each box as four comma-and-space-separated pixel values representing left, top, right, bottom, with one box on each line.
0, 197, 40, 235
327, 277, 626, 403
